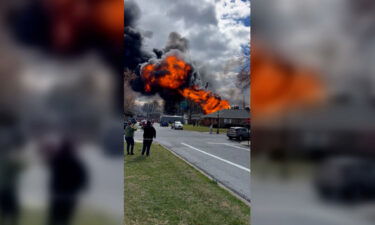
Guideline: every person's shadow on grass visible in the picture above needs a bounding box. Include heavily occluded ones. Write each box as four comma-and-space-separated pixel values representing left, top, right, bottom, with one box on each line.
126, 156, 146, 164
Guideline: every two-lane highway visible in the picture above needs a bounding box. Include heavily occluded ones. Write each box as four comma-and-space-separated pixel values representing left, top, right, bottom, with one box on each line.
134, 124, 251, 202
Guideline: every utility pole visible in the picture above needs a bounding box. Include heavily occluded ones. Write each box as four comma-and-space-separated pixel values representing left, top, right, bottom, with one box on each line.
242, 91, 245, 109
216, 111, 220, 134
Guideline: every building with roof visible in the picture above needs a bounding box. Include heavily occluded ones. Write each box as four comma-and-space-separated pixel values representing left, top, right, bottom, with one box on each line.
200, 108, 250, 128
254, 97, 375, 159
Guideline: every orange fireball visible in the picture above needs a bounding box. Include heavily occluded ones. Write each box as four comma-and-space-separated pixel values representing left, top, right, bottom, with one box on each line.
141, 55, 231, 114
141, 55, 192, 92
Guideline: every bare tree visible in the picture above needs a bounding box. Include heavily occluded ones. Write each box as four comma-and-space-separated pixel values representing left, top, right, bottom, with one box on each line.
151, 100, 162, 112
236, 41, 250, 91
124, 70, 137, 114
142, 100, 162, 115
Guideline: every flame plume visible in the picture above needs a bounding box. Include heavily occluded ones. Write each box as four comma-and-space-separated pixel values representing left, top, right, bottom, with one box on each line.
142, 55, 192, 92
141, 55, 230, 114
180, 87, 230, 114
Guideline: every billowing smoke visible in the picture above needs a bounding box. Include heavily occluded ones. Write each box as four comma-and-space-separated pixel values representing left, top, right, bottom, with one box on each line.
8, 0, 124, 111
129, 47, 196, 114
124, 1, 150, 71
8, 0, 123, 63
164, 32, 189, 53
135, 48, 229, 114
124, 1, 230, 114
124, 2, 192, 114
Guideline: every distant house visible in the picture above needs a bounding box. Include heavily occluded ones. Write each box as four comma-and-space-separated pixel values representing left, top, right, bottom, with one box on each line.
188, 113, 203, 125
201, 109, 250, 128
254, 100, 375, 159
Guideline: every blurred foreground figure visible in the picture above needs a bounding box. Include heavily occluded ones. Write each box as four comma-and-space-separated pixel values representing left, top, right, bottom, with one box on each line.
46, 138, 88, 225
0, 0, 122, 223
252, 0, 375, 224
0, 112, 25, 225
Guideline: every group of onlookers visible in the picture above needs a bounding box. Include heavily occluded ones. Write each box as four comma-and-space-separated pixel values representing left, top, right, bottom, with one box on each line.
124, 120, 156, 157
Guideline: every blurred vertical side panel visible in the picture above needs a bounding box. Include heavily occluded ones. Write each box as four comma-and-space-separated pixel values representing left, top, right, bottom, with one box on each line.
252, 0, 375, 225
0, 0, 124, 224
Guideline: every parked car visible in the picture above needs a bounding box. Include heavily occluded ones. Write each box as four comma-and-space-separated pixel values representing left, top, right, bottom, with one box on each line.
160, 121, 169, 127
227, 127, 250, 141
315, 157, 375, 201
171, 121, 184, 130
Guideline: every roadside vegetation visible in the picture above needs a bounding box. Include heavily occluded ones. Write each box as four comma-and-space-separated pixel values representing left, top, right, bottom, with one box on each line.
18, 208, 116, 225
183, 124, 228, 134
124, 143, 250, 225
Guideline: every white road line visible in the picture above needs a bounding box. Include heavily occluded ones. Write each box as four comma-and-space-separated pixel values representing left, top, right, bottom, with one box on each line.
181, 143, 250, 173
207, 142, 250, 151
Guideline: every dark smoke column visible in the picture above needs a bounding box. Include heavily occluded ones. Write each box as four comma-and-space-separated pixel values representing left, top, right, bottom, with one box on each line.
9, 0, 124, 113
124, 1, 150, 72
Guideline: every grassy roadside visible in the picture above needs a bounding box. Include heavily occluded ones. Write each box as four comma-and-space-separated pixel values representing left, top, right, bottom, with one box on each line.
18, 208, 117, 225
124, 143, 250, 225
183, 124, 228, 134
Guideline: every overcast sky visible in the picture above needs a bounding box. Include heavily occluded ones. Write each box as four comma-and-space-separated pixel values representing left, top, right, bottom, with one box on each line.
133, 0, 250, 104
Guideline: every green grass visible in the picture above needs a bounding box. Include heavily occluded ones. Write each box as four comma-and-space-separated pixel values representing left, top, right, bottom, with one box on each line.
183, 124, 228, 134
18, 208, 117, 225
124, 143, 250, 225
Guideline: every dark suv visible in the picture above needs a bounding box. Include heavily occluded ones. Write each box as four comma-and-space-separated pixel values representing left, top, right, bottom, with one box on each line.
315, 157, 375, 201
227, 127, 250, 141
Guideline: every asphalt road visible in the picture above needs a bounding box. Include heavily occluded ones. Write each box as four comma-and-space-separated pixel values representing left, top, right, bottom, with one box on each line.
252, 175, 375, 225
134, 124, 251, 202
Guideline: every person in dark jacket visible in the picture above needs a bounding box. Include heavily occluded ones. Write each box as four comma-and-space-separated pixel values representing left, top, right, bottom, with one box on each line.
142, 121, 156, 156
47, 137, 88, 225
0, 111, 25, 225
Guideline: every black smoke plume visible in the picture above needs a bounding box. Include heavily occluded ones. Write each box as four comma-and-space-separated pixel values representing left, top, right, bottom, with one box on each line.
7, 0, 124, 112
8, 0, 122, 64
124, 1, 150, 72
125, 1, 199, 114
